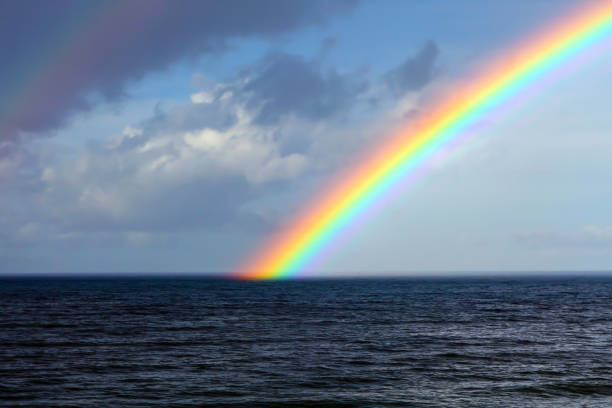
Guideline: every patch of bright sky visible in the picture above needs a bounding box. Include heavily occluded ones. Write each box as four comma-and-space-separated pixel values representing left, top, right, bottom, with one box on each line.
279, 0, 580, 80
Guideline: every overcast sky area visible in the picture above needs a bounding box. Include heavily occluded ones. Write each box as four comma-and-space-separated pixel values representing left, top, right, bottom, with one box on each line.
2, 0, 612, 276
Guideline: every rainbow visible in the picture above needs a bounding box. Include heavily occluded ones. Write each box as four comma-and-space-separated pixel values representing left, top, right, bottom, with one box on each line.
236, 1, 612, 280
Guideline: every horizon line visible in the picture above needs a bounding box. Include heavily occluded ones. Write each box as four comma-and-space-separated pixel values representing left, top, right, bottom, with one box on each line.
2, 270, 612, 280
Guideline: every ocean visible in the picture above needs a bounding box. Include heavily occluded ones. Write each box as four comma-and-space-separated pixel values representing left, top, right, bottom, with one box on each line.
0, 277, 610, 407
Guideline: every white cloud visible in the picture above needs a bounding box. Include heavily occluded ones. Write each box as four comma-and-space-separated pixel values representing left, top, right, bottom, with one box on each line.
190, 91, 214, 104
41, 167, 56, 183
107, 125, 144, 149
184, 128, 226, 152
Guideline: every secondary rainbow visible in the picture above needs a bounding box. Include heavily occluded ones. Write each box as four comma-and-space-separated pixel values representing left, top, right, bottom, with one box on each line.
236, 1, 612, 280
0, 1, 167, 141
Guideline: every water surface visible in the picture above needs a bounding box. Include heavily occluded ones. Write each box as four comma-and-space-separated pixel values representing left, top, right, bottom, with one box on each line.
1, 277, 610, 407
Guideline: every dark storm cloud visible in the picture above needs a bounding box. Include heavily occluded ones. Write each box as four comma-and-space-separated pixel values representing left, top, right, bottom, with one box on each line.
233, 52, 368, 124
0, 0, 357, 142
384, 40, 439, 96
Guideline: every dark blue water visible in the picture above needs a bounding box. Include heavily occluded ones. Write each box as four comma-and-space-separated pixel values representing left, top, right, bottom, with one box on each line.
0, 277, 611, 407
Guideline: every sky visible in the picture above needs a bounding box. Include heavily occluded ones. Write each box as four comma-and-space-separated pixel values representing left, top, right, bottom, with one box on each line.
2, 0, 612, 276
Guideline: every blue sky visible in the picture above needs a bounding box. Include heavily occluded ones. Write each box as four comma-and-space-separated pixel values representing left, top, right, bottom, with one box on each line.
3, 0, 612, 276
